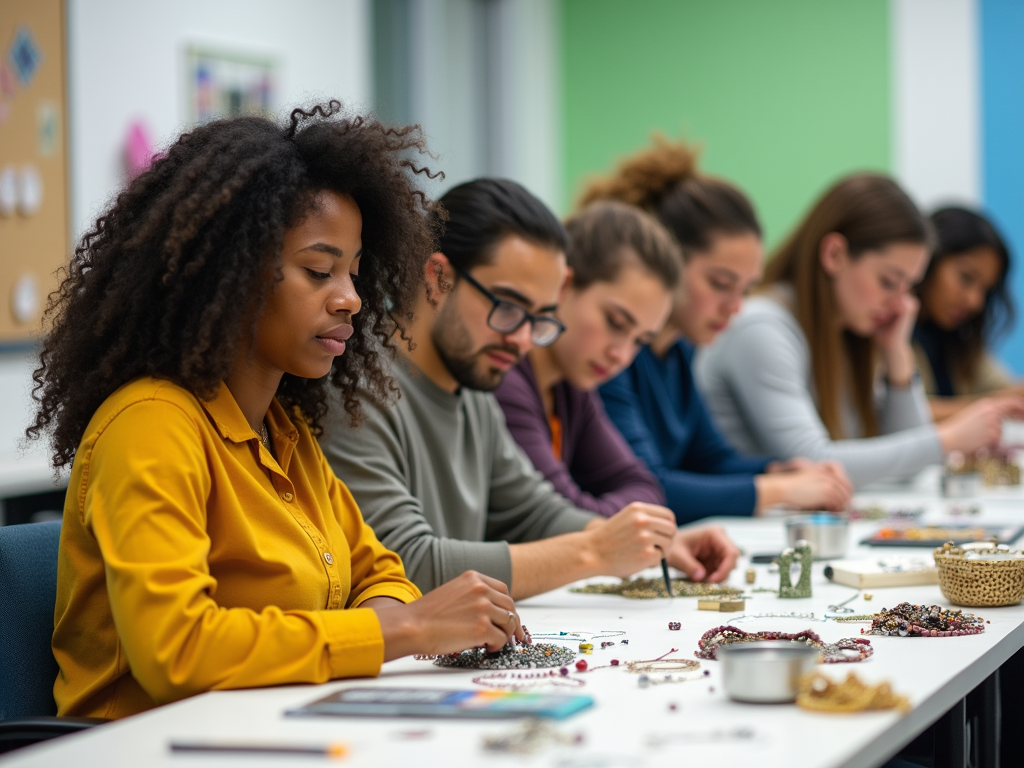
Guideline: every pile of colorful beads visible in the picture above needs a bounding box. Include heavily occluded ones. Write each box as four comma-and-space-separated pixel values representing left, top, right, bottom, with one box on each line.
431, 642, 576, 670
855, 603, 986, 637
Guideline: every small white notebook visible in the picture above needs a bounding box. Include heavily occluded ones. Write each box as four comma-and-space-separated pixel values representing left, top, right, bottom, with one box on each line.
823, 559, 939, 588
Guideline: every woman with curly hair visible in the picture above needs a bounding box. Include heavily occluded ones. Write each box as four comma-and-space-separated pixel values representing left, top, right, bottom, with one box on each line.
913, 206, 1023, 419
588, 139, 851, 523
29, 102, 524, 720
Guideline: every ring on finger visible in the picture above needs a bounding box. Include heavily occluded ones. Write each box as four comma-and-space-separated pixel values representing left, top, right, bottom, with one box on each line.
506, 611, 516, 628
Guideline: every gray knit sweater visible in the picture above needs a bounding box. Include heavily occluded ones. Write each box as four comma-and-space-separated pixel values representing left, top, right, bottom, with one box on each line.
320, 357, 596, 593
693, 293, 943, 488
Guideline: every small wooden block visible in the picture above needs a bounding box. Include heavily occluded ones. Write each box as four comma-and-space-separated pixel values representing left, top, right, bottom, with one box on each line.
697, 599, 746, 612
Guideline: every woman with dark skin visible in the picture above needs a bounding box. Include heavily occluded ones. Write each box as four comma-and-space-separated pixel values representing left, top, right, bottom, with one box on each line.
914, 206, 1023, 420
29, 102, 523, 720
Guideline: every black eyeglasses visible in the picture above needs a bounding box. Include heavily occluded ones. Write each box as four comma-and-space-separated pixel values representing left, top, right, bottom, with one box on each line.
453, 267, 566, 347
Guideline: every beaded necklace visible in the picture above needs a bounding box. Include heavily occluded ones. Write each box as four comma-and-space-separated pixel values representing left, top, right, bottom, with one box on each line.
729, 612, 819, 623
571, 577, 742, 599
527, 629, 627, 641
472, 670, 586, 690
834, 602, 986, 637
695, 626, 873, 663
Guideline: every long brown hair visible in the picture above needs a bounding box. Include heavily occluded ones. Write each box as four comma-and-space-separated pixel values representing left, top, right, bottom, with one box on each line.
578, 136, 761, 257
763, 174, 932, 439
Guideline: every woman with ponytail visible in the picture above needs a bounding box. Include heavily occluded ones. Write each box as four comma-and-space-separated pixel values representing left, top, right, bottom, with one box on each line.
590, 139, 851, 524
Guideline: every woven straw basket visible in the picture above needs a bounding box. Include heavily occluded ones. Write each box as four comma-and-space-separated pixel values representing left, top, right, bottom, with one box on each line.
933, 542, 1024, 607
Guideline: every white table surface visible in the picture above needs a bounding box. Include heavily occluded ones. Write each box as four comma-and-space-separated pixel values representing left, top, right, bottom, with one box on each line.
6, 477, 1024, 768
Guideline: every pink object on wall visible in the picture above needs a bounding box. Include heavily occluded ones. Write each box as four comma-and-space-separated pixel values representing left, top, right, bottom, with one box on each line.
124, 119, 156, 179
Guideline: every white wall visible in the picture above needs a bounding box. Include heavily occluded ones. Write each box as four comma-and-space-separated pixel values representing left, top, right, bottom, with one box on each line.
891, 0, 981, 210
66, 0, 371, 237
490, 0, 563, 213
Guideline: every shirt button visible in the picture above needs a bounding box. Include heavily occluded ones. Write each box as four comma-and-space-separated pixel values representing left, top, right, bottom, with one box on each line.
323, 552, 334, 565
281, 492, 294, 502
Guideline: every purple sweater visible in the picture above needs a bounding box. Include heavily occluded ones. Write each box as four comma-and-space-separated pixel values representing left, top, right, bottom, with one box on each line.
494, 357, 665, 517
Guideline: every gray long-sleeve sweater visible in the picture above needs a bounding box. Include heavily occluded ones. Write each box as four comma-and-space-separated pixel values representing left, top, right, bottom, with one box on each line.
693, 293, 943, 488
319, 357, 596, 593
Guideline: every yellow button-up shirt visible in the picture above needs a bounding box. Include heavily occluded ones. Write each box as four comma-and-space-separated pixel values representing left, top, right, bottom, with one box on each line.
52, 378, 420, 719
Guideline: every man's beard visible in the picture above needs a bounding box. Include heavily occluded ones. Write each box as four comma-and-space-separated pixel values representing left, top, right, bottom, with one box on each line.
431, 303, 520, 392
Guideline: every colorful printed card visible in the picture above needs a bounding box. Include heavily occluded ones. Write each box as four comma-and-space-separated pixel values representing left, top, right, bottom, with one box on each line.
287, 687, 594, 720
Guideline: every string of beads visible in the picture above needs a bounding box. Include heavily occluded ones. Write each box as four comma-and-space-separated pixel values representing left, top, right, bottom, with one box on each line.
472, 670, 586, 690
695, 626, 873, 663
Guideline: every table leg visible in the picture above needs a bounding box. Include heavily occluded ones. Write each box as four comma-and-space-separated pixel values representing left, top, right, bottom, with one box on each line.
966, 670, 1000, 768
934, 697, 967, 768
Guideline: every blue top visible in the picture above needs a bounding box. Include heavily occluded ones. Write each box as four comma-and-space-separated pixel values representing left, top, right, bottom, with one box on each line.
598, 340, 771, 524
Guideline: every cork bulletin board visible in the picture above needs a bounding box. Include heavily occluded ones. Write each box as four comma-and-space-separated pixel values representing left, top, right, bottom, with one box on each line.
0, 0, 68, 345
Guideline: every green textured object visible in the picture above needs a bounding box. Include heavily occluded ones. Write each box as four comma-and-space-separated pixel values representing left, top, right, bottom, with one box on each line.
779, 541, 813, 599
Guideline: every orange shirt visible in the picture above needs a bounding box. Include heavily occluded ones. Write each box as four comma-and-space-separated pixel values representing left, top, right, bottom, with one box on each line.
549, 414, 562, 461
52, 378, 420, 719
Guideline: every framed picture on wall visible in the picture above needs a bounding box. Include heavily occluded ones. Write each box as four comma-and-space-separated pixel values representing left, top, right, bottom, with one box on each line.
185, 45, 277, 125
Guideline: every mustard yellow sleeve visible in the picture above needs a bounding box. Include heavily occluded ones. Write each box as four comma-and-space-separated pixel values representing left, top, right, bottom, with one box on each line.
83, 399, 388, 706
319, 450, 422, 608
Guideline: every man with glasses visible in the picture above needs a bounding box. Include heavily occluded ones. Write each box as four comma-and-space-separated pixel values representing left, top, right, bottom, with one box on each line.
322, 178, 738, 598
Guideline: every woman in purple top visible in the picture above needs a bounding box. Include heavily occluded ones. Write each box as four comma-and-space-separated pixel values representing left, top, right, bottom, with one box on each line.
495, 201, 681, 517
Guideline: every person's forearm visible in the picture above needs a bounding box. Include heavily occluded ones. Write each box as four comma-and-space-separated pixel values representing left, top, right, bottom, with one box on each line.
929, 396, 976, 422
508, 531, 599, 600
882, 345, 915, 388
753, 474, 786, 512
362, 597, 418, 662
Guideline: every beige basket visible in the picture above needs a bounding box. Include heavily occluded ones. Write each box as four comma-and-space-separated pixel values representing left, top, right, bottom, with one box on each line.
933, 542, 1024, 607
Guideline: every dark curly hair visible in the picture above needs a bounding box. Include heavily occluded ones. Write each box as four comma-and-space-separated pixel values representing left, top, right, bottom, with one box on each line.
28, 101, 440, 470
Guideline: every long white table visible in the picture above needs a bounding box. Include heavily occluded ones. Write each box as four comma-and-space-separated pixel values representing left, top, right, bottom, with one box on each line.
6, 478, 1024, 768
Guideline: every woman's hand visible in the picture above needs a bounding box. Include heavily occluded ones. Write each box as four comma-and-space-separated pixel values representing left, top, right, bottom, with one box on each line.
873, 293, 919, 387
755, 464, 852, 513
937, 395, 1024, 455
369, 571, 525, 661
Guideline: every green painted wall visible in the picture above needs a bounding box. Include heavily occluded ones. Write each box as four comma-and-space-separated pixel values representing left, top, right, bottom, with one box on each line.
561, 0, 892, 248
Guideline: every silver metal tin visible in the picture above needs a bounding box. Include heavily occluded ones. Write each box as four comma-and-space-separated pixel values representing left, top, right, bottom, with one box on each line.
718, 641, 819, 703
785, 515, 849, 560
941, 471, 982, 498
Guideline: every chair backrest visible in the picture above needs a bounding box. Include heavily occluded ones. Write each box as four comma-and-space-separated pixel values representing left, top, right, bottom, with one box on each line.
0, 521, 61, 720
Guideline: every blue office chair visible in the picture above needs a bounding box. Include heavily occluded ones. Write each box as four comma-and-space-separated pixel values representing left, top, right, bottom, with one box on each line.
0, 520, 106, 753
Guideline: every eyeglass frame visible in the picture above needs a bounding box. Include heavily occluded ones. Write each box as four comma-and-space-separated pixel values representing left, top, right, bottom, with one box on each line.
451, 266, 566, 347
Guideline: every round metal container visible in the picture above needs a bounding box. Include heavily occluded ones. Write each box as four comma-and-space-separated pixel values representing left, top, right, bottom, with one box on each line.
785, 515, 849, 560
718, 641, 819, 703
941, 471, 982, 498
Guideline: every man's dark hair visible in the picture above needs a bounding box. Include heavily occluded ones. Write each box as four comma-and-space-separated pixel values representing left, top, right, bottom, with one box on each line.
28, 101, 439, 470
433, 178, 568, 270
